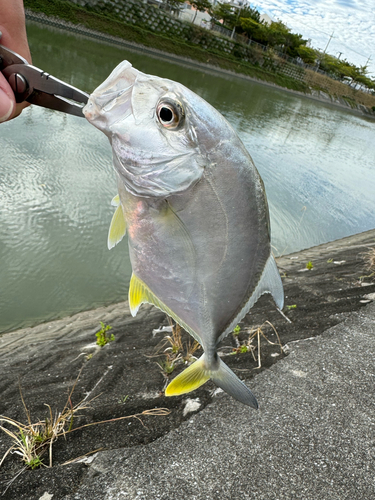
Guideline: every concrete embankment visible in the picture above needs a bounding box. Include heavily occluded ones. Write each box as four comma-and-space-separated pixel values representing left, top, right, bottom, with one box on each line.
0, 229, 374, 499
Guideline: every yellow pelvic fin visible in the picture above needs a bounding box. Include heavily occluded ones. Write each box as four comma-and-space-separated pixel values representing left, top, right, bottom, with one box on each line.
111, 194, 120, 207
108, 204, 126, 250
128, 274, 201, 344
165, 356, 210, 396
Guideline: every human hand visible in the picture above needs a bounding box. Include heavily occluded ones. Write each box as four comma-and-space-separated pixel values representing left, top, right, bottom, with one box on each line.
0, 0, 32, 122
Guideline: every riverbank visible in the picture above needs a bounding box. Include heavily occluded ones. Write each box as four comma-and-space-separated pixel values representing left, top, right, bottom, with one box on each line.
24, 9, 375, 119
0, 229, 374, 498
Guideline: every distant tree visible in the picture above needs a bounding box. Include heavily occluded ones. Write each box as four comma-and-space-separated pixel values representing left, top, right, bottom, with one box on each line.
240, 17, 268, 44
296, 46, 317, 64
212, 3, 261, 35
190, 0, 211, 24
164, 0, 185, 14
239, 6, 261, 23
211, 2, 237, 27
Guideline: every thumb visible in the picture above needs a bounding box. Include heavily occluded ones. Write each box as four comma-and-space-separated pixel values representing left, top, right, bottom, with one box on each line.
0, 73, 15, 123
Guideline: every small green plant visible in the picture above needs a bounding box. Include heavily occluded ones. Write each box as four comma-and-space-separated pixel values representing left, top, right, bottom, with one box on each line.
117, 395, 129, 405
327, 258, 333, 263
306, 261, 314, 270
157, 359, 176, 375
229, 321, 282, 369
286, 304, 297, 310
233, 325, 241, 336
25, 456, 44, 470
96, 322, 115, 347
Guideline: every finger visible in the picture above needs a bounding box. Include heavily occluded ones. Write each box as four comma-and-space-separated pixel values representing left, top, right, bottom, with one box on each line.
0, 72, 15, 122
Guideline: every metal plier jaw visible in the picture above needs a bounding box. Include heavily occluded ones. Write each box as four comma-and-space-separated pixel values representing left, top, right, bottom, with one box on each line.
0, 44, 89, 117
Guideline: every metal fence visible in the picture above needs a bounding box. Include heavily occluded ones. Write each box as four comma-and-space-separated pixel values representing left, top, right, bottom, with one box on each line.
212, 23, 343, 81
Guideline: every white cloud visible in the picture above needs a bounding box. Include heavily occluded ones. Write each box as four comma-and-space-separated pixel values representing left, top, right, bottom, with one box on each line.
252, 0, 375, 77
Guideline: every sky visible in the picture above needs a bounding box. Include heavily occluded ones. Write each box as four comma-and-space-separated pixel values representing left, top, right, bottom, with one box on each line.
251, 0, 375, 77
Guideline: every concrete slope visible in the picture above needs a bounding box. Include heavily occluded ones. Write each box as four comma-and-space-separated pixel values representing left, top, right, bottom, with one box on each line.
66, 302, 375, 500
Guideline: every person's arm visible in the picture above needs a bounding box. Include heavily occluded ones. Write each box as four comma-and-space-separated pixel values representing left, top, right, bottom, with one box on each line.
0, 0, 31, 122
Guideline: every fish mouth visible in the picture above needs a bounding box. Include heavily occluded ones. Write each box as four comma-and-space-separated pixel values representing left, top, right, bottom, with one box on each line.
83, 61, 138, 133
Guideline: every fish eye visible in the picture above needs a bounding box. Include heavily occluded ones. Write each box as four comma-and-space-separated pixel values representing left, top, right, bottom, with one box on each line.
156, 99, 184, 130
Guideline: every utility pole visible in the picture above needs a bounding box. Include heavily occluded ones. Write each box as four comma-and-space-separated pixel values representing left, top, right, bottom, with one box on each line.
323, 31, 334, 54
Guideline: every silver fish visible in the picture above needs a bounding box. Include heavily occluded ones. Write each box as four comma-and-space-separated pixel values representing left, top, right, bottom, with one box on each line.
84, 61, 284, 409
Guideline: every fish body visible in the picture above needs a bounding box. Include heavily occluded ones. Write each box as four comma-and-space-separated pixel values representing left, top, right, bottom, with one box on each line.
84, 62, 284, 408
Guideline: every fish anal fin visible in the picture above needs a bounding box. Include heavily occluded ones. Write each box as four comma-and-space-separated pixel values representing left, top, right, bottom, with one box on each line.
165, 356, 210, 396
128, 274, 202, 344
108, 204, 126, 250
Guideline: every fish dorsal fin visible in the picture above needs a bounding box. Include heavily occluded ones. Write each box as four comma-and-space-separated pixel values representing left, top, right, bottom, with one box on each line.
128, 273, 202, 344
253, 254, 284, 310
108, 202, 126, 250
220, 255, 284, 342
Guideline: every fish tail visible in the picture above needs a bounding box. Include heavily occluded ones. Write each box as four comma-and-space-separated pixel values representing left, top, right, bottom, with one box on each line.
165, 354, 258, 409
165, 354, 211, 396
210, 357, 258, 409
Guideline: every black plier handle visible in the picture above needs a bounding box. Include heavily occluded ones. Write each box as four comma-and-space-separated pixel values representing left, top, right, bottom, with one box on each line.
0, 44, 89, 117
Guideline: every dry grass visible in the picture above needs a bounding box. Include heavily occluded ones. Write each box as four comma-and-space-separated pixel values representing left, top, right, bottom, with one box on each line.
154, 317, 201, 381
0, 373, 89, 471
365, 248, 375, 272
0, 370, 170, 487
229, 321, 283, 369
361, 247, 375, 281
305, 70, 375, 108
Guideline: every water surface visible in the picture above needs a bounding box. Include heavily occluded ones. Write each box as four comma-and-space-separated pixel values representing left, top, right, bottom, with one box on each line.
1, 23, 374, 333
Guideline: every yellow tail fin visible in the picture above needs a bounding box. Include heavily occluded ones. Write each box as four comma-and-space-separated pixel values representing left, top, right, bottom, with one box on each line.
165, 356, 210, 396
166, 354, 258, 409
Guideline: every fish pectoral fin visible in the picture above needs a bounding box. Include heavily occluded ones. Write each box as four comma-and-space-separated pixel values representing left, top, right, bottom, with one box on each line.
165, 356, 210, 395
165, 354, 258, 409
128, 274, 202, 343
111, 194, 120, 207
108, 204, 126, 250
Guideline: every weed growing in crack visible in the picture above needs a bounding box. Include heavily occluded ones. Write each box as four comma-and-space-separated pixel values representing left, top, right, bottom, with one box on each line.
227, 321, 283, 369
0, 370, 170, 494
364, 248, 375, 276
154, 317, 201, 383
0, 371, 89, 471
96, 321, 115, 346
